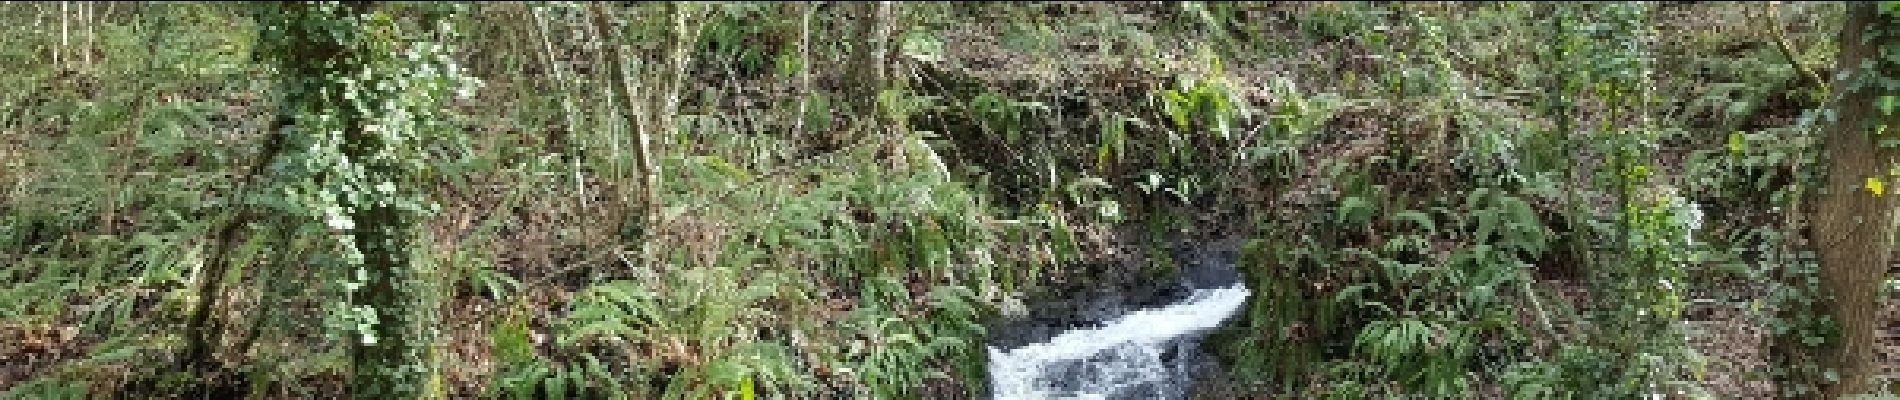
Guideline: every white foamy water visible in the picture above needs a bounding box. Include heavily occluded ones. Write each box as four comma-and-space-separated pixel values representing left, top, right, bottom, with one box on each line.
987, 284, 1251, 400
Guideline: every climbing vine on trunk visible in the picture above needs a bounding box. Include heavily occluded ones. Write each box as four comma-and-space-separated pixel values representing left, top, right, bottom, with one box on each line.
253, 2, 478, 398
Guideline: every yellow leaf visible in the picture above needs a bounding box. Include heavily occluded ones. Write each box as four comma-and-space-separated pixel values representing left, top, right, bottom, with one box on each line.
1727, 132, 1744, 154
1868, 176, 1886, 197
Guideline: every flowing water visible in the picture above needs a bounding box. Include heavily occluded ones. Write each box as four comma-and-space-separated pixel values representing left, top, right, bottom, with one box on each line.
986, 283, 1251, 399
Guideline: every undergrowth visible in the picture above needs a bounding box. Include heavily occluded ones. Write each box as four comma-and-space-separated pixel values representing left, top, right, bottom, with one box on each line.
2, 1, 1895, 399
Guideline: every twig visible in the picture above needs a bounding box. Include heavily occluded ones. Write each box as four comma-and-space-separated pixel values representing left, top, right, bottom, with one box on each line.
1765, 2, 1826, 94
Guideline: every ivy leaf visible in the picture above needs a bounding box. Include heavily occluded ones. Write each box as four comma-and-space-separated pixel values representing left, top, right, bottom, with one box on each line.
1867, 176, 1886, 197
325, 207, 355, 230
1880, 95, 1898, 116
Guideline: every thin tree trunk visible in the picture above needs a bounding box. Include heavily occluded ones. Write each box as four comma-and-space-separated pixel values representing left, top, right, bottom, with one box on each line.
871, 0, 901, 168
80, 1, 90, 67
845, 1, 889, 120
589, 4, 653, 250
593, 2, 699, 261
178, 99, 289, 372
57, 1, 65, 68
178, 215, 245, 369
866, 1, 890, 99
793, 1, 815, 144
529, 4, 581, 157
654, 3, 690, 235
1808, 3, 1897, 397
177, 129, 285, 373
655, 3, 699, 216
841, 1, 902, 164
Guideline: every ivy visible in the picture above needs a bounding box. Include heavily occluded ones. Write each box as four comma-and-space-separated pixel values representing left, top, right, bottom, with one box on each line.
251, 2, 479, 398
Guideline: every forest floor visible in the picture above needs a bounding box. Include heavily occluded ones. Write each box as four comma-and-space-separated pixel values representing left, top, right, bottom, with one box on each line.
1683, 280, 1900, 398
1184, 280, 1900, 399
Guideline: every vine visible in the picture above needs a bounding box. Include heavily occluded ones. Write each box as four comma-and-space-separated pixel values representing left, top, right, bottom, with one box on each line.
252, 2, 478, 398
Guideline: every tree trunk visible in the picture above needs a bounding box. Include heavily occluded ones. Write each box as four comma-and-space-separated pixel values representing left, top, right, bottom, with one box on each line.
80, 1, 91, 67
794, 1, 815, 143
177, 215, 245, 369
260, 3, 441, 398
843, 2, 896, 130
592, 3, 699, 257
843, 1, 907, 166
346, 195, 426, 400
590, 3, 645, 242
654, 2, 695, 227
1808, 3, 1898, 397
57, 1, 66, 68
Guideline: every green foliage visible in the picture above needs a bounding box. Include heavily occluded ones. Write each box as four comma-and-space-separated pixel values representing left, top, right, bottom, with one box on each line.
694, 2, 793, 77
488, 109, 1048, 398
1211, 3, 1728, 398
1159, 74, 1236, 138
3, 1, 1893, 398
487, 303, 626, 400
486, 353, 625, 400
0, 378, 90, 400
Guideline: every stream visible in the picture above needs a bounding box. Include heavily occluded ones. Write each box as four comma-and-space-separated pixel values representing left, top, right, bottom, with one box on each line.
985, 241, 1251, 400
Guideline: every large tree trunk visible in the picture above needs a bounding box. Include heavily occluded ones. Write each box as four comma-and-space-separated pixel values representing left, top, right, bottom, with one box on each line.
1808, 3, 1898, 397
